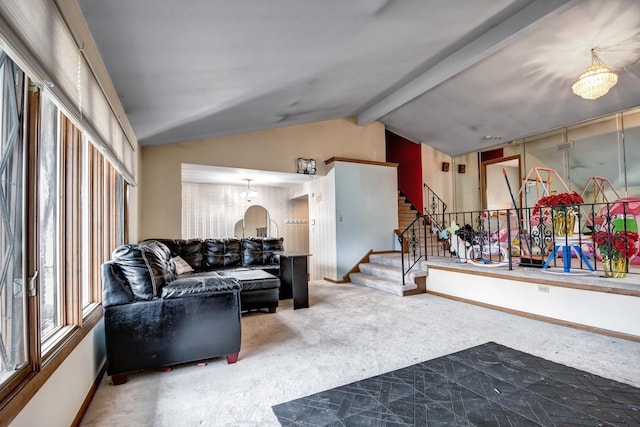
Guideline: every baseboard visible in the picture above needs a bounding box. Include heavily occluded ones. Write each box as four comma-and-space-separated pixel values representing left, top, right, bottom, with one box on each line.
324, 277, 349, 284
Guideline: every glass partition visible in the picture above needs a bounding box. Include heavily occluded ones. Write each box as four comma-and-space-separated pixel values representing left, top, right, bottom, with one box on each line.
519, 107, 640, 206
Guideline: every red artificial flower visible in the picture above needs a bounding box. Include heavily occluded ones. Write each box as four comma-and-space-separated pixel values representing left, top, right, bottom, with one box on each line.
593, 230, 639, 259
532, 191, 584, 216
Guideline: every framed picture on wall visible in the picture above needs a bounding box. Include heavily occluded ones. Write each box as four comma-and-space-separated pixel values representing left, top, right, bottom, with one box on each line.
297, 158, 316, 175
441, 162, 450, 172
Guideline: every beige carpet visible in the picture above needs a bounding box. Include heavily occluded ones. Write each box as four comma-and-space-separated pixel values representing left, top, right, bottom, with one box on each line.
81, 281, 640, 426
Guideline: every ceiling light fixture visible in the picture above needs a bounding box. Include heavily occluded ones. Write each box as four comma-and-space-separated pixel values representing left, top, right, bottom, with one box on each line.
240, 179, 258, 202
571, 49, 618, 100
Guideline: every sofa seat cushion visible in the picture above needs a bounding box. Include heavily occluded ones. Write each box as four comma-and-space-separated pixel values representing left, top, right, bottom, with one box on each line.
219, 269, 280, 292
162, 275, 241, 299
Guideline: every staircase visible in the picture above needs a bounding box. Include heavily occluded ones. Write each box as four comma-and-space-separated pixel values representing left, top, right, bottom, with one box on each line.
396, 192, 436, 255
349, 252, 428, 296
398, 192, 419, 230
347, 192, 440, 296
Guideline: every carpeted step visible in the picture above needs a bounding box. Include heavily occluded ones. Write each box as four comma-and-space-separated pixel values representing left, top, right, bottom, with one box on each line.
349, 272, 416, 296
359, 262, 405, 282
369, 253, 428, 273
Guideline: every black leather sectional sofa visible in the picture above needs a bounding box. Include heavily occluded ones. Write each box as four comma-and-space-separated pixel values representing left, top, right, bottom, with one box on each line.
102, 237, 284, 384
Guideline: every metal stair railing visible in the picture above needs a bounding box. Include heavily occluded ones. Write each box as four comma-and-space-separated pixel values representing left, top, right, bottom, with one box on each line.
398, 215, 427, 286
423, 183, 447, 235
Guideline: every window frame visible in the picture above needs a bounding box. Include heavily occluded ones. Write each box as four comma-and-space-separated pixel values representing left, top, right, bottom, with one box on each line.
1, 79, 126, 422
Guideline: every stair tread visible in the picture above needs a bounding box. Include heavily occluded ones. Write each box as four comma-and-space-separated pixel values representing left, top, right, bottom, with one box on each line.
350, 272, 402, 285
349, 272, 416, 296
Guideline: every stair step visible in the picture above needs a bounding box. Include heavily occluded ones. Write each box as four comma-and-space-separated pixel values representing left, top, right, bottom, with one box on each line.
369, 252, 429, 274
349, 273, 415, 296
399, 212, 418, 218
359, 262, 405, 281
398, 207, 415, 214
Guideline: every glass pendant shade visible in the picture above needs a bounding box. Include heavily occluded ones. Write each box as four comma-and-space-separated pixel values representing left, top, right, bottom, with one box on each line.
240, 179, 258, 202
571, 50, 618, 100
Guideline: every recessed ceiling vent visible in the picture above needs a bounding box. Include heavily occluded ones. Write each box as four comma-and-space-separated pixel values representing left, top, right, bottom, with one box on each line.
556, 141, 574, 152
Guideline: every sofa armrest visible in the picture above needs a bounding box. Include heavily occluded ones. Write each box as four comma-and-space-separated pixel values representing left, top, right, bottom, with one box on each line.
102, 262, 134, 307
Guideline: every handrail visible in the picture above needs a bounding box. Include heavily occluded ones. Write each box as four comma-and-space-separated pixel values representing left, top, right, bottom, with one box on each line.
423, 183, 447, 233
398, 215, 427, 286
420, 201, 638, 277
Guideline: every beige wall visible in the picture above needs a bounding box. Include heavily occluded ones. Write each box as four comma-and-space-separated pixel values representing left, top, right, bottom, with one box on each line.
140, 118, 385, 239
420, 144, 454, 211
453, 152, 481, 212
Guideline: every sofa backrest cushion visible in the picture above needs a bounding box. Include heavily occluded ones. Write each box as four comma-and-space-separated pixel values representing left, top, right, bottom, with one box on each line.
263, 237, 285, 264
149, 238, 181, 257
178, 239, 204, 270
111, 241, 175, 300
241, 237, 284, 266
203, 238, 241, 268
223, 238, 242, 266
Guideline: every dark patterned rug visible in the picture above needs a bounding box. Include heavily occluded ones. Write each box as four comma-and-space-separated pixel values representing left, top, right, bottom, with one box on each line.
272, 342, 640, 426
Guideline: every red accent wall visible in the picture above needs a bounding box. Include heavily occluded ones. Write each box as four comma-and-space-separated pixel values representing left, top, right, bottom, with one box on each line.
386, 131, 423, 213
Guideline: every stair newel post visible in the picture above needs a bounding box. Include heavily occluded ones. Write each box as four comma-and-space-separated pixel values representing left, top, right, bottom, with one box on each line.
421, 215, 427, 261
506, 210, 513, 270
401, 241, 405, 287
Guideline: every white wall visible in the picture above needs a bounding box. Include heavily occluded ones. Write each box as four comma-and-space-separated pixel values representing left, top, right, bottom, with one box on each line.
305, 171, 337, 281
334, 161, 398, 279
10, 321, 106, 427
181, 182, 312, 253
285, 195, 310, 253
182, 183, 289, 238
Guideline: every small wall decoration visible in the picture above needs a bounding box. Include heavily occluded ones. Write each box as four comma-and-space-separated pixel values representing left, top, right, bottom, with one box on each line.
297, 158, 316, 175
458, 164, 466, 173
441, 162, 450, 172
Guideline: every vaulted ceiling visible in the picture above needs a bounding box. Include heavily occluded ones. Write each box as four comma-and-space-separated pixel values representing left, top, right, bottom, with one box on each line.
76, 0, 640, 156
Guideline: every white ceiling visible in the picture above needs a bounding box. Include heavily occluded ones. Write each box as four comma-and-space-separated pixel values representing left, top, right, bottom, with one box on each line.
76, 0, 640, 157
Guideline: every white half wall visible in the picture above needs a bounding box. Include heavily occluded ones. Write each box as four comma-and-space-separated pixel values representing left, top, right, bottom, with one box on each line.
334, 161, 398, 279
427, 268, 640, 338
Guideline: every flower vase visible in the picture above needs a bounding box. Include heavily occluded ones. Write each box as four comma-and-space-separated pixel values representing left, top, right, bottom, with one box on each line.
602, 256, 627, 278
553, 208, 575, 237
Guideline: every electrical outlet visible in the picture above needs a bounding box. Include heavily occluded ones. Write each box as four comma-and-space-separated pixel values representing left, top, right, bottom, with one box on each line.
538, 285, 550, 293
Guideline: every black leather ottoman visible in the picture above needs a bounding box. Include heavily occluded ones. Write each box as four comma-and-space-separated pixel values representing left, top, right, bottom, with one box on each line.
219, 269, 280, 313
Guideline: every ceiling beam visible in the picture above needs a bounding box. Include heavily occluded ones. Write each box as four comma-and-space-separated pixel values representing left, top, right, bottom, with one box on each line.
357, 0, 579, 126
